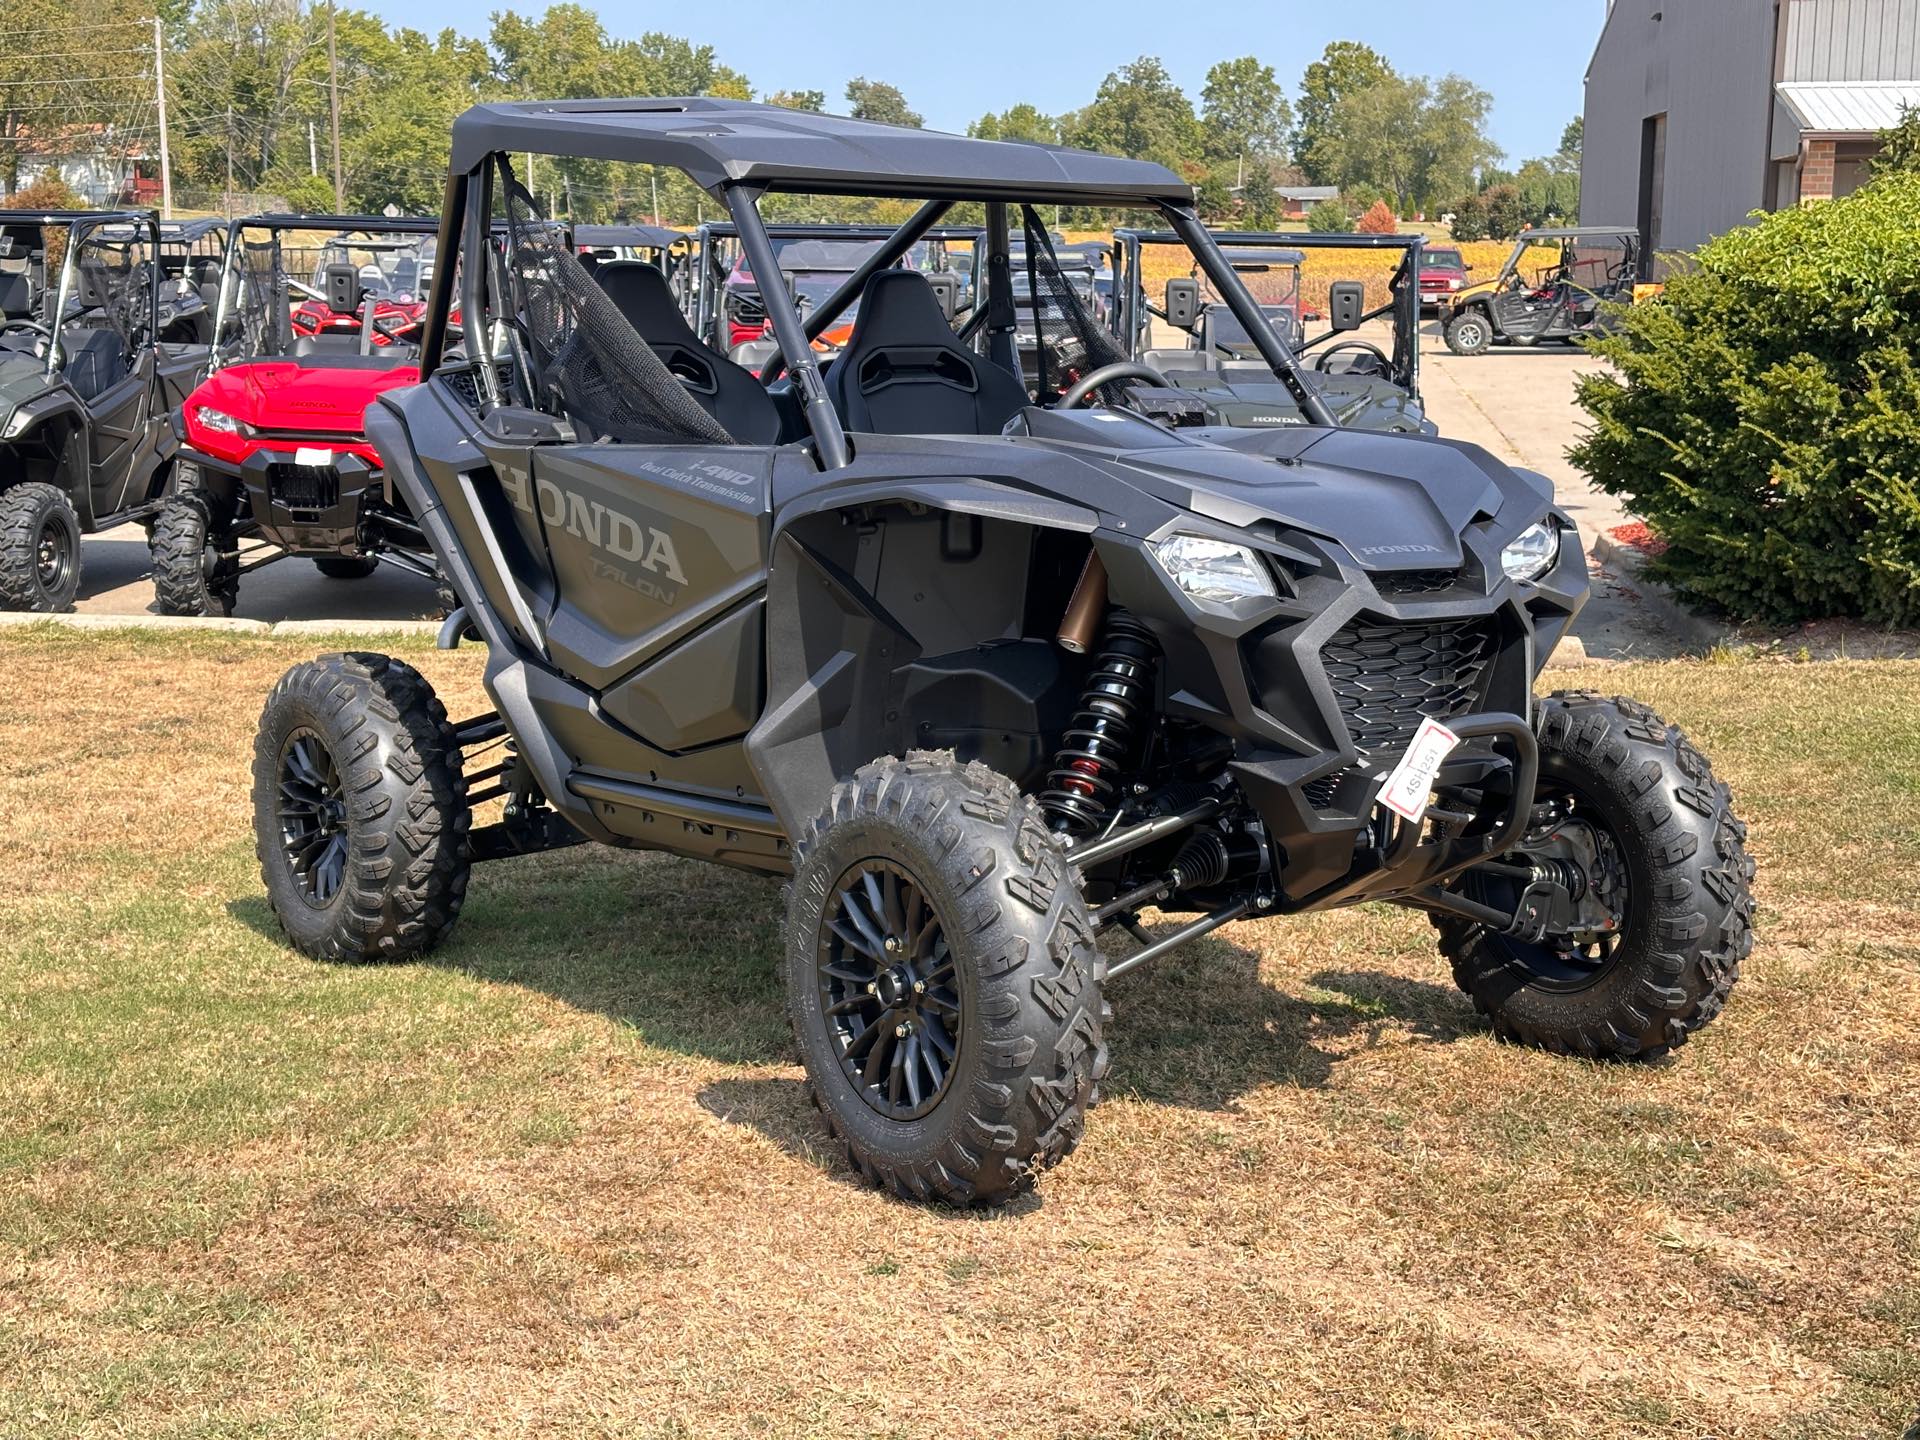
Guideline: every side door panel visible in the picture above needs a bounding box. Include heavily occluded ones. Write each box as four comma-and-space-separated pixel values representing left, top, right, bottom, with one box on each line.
84, 348, 153, 519
510, 443, 774, 739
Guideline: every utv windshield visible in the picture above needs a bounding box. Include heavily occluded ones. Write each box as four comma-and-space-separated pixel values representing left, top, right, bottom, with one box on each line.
218, 218, 443, 362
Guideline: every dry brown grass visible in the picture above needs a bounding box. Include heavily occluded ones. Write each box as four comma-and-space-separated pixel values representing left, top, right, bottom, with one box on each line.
0, 628, 1916, 1438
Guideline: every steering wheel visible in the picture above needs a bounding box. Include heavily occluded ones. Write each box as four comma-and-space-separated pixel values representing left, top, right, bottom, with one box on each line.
1057, 361, 1173, 410
1311, 340, 1390, 376
0, 318, 59, 363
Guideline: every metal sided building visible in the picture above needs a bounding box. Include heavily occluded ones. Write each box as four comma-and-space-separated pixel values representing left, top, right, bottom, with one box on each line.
1582, 0, 1920, 256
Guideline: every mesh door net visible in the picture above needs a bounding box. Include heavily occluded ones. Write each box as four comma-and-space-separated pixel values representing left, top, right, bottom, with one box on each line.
499, 170, 733, 445
1019, 207, 1128, 401
229, 233, 289, 355
71, 228, 153, 356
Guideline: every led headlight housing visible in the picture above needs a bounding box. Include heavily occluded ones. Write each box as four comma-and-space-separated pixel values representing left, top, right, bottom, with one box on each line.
1500, 519, 1559, 583
1150, 534, 1279, 605
193, 405, 249, 437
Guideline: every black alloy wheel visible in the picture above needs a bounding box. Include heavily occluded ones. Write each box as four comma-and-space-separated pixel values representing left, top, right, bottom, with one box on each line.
35, 515, 73, 596
1469, 779, 1633, 992
276, 726, 349, 907
817, 859, 961, 1120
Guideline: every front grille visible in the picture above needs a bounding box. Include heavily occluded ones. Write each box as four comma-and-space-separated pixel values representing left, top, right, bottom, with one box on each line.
1371, 567, 1462, 597
1320, 618, 1495, 765
268, 462, 339, 512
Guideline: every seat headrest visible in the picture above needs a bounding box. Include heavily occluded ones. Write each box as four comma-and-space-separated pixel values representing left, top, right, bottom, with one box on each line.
595, 261, 693, 343
848, 270, 956, 348
0, 271, 30, 320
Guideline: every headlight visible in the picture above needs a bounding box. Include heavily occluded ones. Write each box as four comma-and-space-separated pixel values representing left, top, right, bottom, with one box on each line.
1150, 534, 1279, 605
1500, 519, 1558, 582
194, 405, 247, 436
2, 407, 31, 439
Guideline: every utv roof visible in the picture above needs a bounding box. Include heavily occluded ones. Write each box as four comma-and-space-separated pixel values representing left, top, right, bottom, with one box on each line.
237, 213, 442, 234
1118, 228, 1423, 252
0, 209, 149, 225
573, 222, 685, 249
1515, 226, 1636, 240
1219, 246, 1306, 267
449, 97, 1193, 205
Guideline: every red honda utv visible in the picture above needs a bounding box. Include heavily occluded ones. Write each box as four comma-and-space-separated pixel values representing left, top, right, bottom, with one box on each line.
149, 214, 446, 615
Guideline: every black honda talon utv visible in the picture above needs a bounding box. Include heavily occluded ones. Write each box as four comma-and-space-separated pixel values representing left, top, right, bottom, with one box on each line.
148, 214, 448, 617
1110, 229, 1436, 436
251, 99, 1755, 1207
0, 210, 209, 610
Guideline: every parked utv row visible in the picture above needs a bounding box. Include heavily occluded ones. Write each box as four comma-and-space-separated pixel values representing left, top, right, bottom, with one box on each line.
237, 97, 1753, 1211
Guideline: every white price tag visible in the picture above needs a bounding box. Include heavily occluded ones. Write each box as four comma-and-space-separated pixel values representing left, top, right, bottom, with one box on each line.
1376, 717, 1461, 823
294, 446, 333, 467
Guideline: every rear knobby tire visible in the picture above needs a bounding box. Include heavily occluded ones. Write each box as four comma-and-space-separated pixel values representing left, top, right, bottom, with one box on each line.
313, 555, 379, 580
1444, 309, 1494, 356
0, 481, 82, 612
252, 652, 470, 963
786, 752, 1109, 1206
1438, 692, 1755, 1059
150, 492, 239, 617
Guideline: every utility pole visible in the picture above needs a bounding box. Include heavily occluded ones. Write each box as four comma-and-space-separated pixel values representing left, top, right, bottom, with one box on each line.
327, 0, 343, 210
309, 121, 317, 176
224, 103, 233, 215
152, 15, 172, 219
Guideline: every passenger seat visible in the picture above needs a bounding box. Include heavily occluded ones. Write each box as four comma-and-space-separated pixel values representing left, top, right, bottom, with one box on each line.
594, 260, 781, 445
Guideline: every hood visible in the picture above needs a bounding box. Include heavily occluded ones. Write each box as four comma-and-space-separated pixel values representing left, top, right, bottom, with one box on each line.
1011, 409, 1547, 569
195, 359, 420, 434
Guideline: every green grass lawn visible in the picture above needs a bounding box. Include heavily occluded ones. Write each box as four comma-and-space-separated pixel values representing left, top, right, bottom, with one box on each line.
0, 627, 1916, 1438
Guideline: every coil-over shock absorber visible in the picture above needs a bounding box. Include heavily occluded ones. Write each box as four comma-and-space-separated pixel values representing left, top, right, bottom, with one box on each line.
1041, 612, 1160, 836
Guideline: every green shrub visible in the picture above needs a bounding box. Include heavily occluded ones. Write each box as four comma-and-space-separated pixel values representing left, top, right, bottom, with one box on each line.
1307, 198, 1351, 234
1571, 172, 1920, 624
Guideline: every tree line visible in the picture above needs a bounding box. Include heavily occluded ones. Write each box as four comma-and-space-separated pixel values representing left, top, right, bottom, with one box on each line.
0, 3, 1577, 230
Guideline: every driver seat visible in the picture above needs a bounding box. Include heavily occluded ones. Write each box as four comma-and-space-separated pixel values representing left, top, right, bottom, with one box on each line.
824, 269, 1028, 435
0, 272, 38, 356
594, 260, 781, 444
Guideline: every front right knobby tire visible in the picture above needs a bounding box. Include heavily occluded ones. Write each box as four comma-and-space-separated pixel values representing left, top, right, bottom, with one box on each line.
785, 752, 1108, 1207
1437, 692, 1755, 1059
1444, 309, 1494, 356
252, 652, 470, 963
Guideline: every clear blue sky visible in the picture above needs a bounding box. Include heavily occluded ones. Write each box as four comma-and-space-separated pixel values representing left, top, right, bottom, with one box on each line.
365, 0, 1608, 165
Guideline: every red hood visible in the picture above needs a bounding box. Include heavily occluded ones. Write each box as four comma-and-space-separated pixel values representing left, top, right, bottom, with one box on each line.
181, 359, 418, 465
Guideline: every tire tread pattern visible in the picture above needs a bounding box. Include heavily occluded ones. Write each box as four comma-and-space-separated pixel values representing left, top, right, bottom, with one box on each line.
0, 481, 80, 612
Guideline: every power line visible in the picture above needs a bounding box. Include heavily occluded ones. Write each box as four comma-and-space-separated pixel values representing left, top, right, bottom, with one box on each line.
0, 18, 147, 38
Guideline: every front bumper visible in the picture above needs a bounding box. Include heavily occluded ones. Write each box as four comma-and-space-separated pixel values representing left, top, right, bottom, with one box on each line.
1101, 511, 1587, 912
182, 442, 381, 554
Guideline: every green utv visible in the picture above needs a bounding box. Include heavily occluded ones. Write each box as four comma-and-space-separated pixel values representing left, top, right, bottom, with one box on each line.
250, 100, 1755, 1207
0, 211, 209, 610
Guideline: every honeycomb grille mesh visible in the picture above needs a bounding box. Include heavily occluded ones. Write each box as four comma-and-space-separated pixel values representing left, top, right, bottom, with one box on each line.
1321, 618, 1495, 766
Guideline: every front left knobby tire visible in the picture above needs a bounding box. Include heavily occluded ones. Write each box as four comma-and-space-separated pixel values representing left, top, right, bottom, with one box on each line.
0, 481, 82, 612
786, 752, 1109, 1206
1437, 692, 1755, 1060
252, 652, 470, 963
150, 492, 239, 617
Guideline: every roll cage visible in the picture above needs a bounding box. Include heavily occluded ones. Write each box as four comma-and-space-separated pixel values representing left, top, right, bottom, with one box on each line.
419, 97, 1339, 461
1110, 229, 1426, 401
0, 209, 166, 382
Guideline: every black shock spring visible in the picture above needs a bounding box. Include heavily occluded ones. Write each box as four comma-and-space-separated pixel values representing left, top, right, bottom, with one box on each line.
1041, 612, 1160, 836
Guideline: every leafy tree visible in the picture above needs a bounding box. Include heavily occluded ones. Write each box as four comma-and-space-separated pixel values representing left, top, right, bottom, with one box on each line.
1195, 171, 1234, 219
1240, 161, 1279, 228
969, 103, 1059, 144
1067, 56, 1202, 170
1200, 56, 1290, 165
1307, 198, 1351, 233
1572, 171, 1920, 623
1514, 157, 1578, 226
1448, 190, 1489, 242
1482, 182, 1524, 240
1311, 70, 1423, 211
1294, 41, 1391, 184
1418, 74, 1500, 208
1558, 114, 1583, 165
0, 0, 150, 193
1355, 199, 1397, 233
845, 77, 921, 128
1872, 102, 1920, 176
762, 88, 825, 112
12, 169, 81, 209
